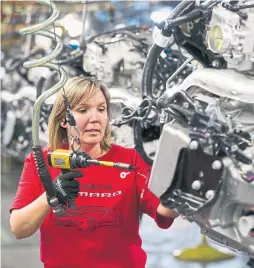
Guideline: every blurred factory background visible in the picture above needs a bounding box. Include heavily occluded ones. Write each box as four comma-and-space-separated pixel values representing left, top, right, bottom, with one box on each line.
0, 1, 251, 268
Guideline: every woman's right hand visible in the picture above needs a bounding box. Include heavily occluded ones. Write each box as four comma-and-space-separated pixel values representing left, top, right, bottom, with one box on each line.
10, 171, 83, 239
52, 171, 83, 205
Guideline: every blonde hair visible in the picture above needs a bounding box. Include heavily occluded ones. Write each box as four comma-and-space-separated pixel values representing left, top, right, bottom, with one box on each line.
48, 76, 112, 151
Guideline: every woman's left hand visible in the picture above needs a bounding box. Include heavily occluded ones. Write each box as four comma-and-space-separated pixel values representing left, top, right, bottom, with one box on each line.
157, 203, 179, 219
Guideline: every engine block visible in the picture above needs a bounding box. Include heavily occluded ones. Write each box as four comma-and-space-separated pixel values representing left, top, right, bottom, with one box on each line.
149, 121, 254, 257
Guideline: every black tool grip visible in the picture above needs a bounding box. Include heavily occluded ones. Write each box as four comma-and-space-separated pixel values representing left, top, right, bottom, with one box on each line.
61, 169, 76, 209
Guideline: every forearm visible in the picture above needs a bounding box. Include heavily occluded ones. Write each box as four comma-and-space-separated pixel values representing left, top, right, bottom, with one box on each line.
157, 204, 179, 219
10, 192, 51, 239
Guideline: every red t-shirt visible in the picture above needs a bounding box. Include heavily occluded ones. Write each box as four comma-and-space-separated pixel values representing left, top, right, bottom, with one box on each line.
10, 144, 174, 268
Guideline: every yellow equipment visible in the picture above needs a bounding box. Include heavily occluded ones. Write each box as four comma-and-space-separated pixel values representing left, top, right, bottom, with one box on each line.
173, 235, 235, 263
47, 149, 135, 170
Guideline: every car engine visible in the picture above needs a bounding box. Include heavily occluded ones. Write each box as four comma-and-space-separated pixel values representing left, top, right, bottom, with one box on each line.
117, 0, 254, 263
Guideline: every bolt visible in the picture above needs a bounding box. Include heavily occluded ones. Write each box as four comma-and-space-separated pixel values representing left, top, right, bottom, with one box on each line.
183, 102, 189, 108
222, 238, 228, 245
201, 227, 207, 233
212, 60, 219, 68
205, 190, 215, 200
212, 160, 222, 170
199, 171, 204, 178
192, 180, 202, 190
231, 145, 238, 152
189, 140, 199, 150
187, 22, 194, 31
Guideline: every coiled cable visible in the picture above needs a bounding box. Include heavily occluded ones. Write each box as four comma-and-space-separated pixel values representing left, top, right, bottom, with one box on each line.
19, 0, 67, 216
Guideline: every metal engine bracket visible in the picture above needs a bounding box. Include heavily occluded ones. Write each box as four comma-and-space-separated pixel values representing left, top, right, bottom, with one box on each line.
149, 122, 223, 216
160, 145, 223, 216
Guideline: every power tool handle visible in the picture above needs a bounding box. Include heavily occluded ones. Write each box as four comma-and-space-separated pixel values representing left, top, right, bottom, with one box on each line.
61, 169, 76, 209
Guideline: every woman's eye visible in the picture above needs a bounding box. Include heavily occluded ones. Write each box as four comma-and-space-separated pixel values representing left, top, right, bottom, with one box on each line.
79, 109, 87, 113
98, 108, 105, 112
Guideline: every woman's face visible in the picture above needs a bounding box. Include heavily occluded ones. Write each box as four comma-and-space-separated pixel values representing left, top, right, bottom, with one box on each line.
68, 89, 108, 148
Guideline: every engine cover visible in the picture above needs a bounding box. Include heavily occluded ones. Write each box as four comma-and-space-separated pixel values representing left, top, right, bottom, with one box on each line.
148, 122, 190, 198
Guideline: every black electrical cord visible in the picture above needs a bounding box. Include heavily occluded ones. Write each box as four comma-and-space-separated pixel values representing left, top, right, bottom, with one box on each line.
221, 1, 254, 19
222, 1, 254, 11
141, 0, 195, 99
135, 0, 196, 165
133, 120, 154, 166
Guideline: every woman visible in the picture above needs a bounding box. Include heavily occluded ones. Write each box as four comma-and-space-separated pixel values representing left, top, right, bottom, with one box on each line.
10, 76, 178, 268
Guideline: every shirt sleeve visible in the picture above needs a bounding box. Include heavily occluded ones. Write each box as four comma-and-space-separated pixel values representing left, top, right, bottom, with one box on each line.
9, 152, 43, 213
133, 150, 174, 229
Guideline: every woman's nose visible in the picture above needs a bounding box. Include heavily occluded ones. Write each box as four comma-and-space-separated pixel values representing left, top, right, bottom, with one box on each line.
88, 110, 99, 122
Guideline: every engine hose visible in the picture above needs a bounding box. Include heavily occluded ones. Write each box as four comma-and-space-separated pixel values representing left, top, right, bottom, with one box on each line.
86, 25, 139, 44
5, 56, 28, 73
5, 48, 44, 73
55, 50, 84, 65
19, 0, 67, 216
133, 120, 153, 166
36, 76, 46, 98
138, 0, 194, 164
141, 0, 194, 99
17, 65, 33, 85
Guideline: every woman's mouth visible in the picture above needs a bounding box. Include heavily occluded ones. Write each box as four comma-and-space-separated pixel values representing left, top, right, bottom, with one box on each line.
85, 129, 100, 133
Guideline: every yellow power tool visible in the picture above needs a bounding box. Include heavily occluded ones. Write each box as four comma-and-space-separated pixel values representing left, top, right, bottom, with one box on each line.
47, 149, 135, 171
